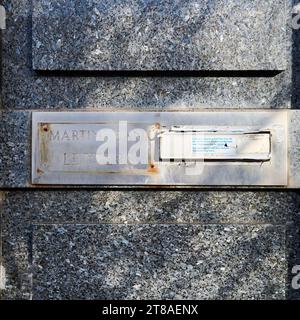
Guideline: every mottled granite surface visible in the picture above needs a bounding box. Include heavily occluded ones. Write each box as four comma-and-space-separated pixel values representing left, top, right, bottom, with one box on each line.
32, 0, 287, 71
32, 224, 286, 300
1, 0, 300, 301
0, 191, 32, 300
3, 190, 300, 225
0, 112, 31, 188
289, 111, 300, 187
0, 0, 292, 109
1, 190, 300, 300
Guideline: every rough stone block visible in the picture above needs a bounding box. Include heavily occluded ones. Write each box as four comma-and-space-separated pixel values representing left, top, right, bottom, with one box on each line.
5, 190, 300, 225
1, 190, 298, 299
0, 2, 290, 110
0, 111, 31, 188
0, 191, 32, 300
32, 224, 286, 299
32, 0, 287, 71
289, 110, 300, 187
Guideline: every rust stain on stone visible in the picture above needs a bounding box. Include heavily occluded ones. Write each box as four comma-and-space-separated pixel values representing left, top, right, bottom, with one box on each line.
36, 168, 44, 175
39, 123, 50, 164
147, 163, 159, 174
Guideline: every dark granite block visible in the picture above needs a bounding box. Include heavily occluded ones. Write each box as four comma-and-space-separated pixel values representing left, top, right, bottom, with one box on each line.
0, 192, 32, 300
3, 190, 299, 225
0, 1, 291, 110
2, 189, 299, 300
32, 0, 287, 71
0, 111, 31, 188
32, 224, 286, 300
0, 0, 298, 303
286, 221, 300, 300
289, 111, 300, 187
2, 190, 297, 300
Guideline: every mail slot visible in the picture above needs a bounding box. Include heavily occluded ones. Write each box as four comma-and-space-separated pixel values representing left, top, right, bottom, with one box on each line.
160, 128, 271, 161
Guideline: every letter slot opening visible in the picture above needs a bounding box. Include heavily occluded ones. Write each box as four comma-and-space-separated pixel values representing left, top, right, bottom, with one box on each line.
159, 127, 271, 162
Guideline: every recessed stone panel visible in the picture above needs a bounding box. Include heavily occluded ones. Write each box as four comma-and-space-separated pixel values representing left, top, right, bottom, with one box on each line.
32, 224, 286, 300
32, 0, 287, 71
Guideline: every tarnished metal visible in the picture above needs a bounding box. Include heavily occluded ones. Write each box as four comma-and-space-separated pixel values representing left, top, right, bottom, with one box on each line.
32, 111, 288, 186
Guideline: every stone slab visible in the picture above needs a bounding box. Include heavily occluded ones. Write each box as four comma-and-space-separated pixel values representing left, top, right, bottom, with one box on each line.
4, 190, 300, 225
32, 0, 287, 71
0, 0, 299, 303
0, 111, 31, 188
32, 224, 286, 299
1, 190, 299, 299
288, 110, 300, 187
0, 191, 32, 300
0, 0, 292, 110
0, 2, 291, 110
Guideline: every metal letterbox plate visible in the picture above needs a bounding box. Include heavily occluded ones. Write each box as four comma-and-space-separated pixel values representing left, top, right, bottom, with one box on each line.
160, 130, 271, 161
32, 111, 287, 186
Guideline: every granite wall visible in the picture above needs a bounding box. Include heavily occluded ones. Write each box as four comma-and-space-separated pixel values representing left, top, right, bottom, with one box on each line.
1, 0, 300, 300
